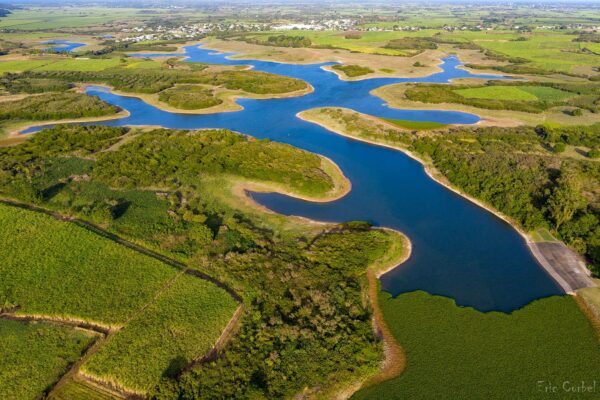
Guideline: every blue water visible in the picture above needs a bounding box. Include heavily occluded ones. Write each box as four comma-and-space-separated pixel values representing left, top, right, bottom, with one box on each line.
24, 44, 563, 312
42, 40, 86, 53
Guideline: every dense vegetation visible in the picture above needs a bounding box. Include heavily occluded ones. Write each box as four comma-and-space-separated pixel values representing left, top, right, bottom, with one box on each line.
353, 291, 600, 399
0, 124, 400, 397
306, 108, 600, 273
0, 319, 98, 400
0, 75, 72, 93
402, 82, 599, 114
158, 85, 223, 110
154, 227, 397, 399
331, 64, 374, 77
0, 92, 119, 121
413, 125, 600, 272
266, 35, 312, 48
17, 67, 308, 95
384, 37, 438, 51
92, 128, 333, 196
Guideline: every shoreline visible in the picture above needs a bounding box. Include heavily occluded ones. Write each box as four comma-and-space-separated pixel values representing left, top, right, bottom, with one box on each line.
319, 56, 445, 82
337, 228, 412, 400
296, 108, 580, 294
7, 110, 130, 139
80, 82, 314, 115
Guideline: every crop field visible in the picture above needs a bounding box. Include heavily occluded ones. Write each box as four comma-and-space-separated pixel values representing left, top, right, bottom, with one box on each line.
456, 31, 599, 74
0, 319, 98, 400
0, 58, 124, 74
0, 202, 180, 325
49, 377, 119, 400
244, 30, 440, 56
454, 86, 540, 101
353, 291, 600, 400
82, 273, 238, 393
453, 86, 576, 102
0, 8, 152, 30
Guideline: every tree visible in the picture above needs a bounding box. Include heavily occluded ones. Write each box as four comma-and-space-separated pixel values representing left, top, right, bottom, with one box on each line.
546, 169, 585, 230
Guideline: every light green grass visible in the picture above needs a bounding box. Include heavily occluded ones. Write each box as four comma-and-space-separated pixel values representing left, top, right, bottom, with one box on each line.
383, 118, 447, 130
0, 202, 178, 325
0, 319, 98, 400
0, 60, 56, 73
36, 58, 123, 72
530, 228, 557, 242
0, 58, 123, 74
82, 273, 238, 393
353, 291, 600, 400
454, 86, 539, 101
519, 86, 577, 102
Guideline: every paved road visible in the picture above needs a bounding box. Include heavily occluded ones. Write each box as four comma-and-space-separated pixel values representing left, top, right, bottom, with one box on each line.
529, 242, 596, 293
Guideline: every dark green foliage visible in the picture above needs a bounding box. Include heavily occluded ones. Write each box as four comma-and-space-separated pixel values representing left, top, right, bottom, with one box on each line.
0, 92, 119, 121
408, 125, 600, 272
536, 123, 600, 148
191, 70, 307, 94
588, 148, 600, 159
385, 37, 437, 51
93, 128, 333, 196
332, 64, 374, 77
0, 125, 399, 396
353, 291, 600, 400
573, 33, 600, 43
404, 82, 599, 113
154, 227, 395, 399
158, 85, 222, 110
266, 35, 311, 48
0, 75, 72, 93
22, 67, 307, 95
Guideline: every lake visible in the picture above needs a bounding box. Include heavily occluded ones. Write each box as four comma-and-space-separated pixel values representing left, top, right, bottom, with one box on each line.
26, 43, 563, 312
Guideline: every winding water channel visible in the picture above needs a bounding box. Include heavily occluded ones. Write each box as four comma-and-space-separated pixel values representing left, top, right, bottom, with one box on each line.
26, 44, 564, 312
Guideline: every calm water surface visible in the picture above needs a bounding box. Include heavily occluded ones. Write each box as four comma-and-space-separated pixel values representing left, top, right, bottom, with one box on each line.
42, 40, 86, 53
25, 44, 563, 312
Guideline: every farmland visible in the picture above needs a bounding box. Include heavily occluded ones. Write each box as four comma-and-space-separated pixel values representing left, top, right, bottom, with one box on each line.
0, 199, 239, 394
352, 291, 600, 399
1, 2, 600, 399
0, 122, 400, 398
0, 202, 179, 325
0, 318, 98, 400
82, 273, 239, 393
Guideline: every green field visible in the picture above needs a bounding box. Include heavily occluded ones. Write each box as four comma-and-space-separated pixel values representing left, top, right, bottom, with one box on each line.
0, 8, 162, 30
49, 378, 119, 400
383, 118, 447, 130
0, 202, 178, 325
0, 319, 98, 400
82, 273, 238, 393
353, 291, 600, 400
454, 86, 539, 101
0, 58, 124, 74
454, 86, 576, 102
